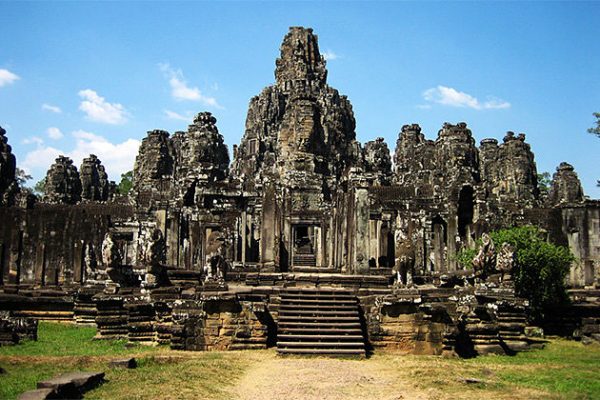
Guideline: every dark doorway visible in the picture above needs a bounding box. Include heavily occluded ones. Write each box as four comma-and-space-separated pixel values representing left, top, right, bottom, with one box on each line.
292, 225, 317, 267
458, 186, 474, 239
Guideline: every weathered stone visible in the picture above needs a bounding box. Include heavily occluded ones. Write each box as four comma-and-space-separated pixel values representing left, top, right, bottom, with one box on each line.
44, 156, 82, 204
0, 126, 18, 207
132, 129, 173, 209
37, 371, 105, 397
548, 162, 584, 205
109, 357, 137, 369
17, 388, 57, 400
0, 313, 38, 346
363, 138, 392, 185
0, 26, 599, 359
80, 155, 110, 202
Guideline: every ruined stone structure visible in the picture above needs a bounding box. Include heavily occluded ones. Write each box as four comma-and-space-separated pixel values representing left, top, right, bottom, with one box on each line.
44, 156, 83, 205
0, 27, 599, 355
80, 155, 111, 202
0, 126, 18, 207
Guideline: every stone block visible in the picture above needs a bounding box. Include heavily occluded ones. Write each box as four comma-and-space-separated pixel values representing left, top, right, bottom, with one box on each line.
17, 388, 57, 400
109, 358, 137, 369
37, 371, 105, 396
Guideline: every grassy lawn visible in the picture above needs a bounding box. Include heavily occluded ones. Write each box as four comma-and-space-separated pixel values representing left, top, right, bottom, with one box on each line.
376, 339, 600, 400
473, 340, 600, 399
1, 322, 599, 399
0, 322, 256, 400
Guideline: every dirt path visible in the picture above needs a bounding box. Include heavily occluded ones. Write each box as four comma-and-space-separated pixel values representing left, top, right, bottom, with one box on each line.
230, 355, 430, 400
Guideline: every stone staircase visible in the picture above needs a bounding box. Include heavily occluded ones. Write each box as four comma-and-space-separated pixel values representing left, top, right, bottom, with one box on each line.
292, 253, 317, 267
276, 288, 366, 356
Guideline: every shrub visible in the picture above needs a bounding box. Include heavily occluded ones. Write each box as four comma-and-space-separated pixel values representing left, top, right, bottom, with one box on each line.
457, 226, 574, 321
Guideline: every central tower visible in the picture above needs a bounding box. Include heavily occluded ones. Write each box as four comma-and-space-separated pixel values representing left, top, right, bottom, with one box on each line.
232, 27, 361, 272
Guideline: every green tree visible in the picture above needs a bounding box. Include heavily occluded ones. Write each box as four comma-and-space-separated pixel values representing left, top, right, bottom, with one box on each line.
589, 112, 600, 186
457, 226, 574, 321
116, 171, 133, 195
15, 167, 32, 187
537, 171, 552, 198
33, 177, 47, 196
588, 112, 600, 137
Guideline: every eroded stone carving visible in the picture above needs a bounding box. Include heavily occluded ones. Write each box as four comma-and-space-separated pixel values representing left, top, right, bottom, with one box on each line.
496, 242, 515, 281
0, 126, 18, 206
548, 162, 584, 205
142, 229, 167, 288
44, 156, 82, 204
80, 155, 110, 202
473, 233, 496, 276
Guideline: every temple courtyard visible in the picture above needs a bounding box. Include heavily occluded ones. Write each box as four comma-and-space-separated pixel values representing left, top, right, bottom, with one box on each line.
1, 322, 598, 400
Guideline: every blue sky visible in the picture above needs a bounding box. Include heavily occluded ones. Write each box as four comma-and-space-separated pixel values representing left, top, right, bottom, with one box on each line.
1, 1, 599, 197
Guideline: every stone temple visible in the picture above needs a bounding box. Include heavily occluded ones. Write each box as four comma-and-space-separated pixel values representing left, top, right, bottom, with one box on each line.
0, 27, 599, 355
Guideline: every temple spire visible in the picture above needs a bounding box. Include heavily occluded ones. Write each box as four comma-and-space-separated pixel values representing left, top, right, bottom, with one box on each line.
275, 27, 328, 91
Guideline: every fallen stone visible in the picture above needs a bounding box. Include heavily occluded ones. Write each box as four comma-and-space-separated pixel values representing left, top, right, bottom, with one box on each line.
524, 326, 544, 338
17, 388, 57, 400
109, 357, 137, 369
37, 371, 105, 398
591, 333, 600, 343
581, 335, 594, 345
459, 377, 488, 385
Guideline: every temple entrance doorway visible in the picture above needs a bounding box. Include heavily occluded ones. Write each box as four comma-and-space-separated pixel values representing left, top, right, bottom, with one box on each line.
292, 225, 317, 268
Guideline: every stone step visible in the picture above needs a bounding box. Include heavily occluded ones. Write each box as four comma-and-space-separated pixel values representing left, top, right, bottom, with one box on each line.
293, 261, 317, 266
279, 303, 357, 310
278, 334, 364, 341
278, 321, 362, 328
281, 294, 356, 301
282, 288, 353, 293
279, 309, 359, 316
277, 341, 365, 348
277, 289, 366, 356
277, 348, 365, 355
279, 302, 357, 309
279, 327, 364, 334
279, 315, 359, 322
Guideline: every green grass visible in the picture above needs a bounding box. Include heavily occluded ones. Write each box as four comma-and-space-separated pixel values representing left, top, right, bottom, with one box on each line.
87, 354, 251, 400
0, 322, 161, 357
0, 358, 94, 399
469, 339, 600, 399
1, 322, 599, 400
0, 322, 166, 399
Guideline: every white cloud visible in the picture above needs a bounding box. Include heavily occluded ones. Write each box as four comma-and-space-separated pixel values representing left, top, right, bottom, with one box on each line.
47, 127, 64, 140
78, 89, 129, 124
0, 69, 19, 87
72, 129, 104, 141
322, 50, 339, 61
20, 130, 141, 183
481, 97, 511, 109
422, 85, 510, 110
67, 130, 141, 179
416, 104, 432, 110
42, 103, 62, 113
159, 63, 222, 108
22, 136, 44, 146
164, 110, 193, 122
21, 146, 62, 176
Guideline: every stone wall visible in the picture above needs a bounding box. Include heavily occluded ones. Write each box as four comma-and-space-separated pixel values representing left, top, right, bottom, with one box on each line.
360, 286, 536, 357
0, 26, 598, 291
0, 312, 37, 346
171, 298, 267, 351
0, 126, 18, 207
0, 204, 133, 289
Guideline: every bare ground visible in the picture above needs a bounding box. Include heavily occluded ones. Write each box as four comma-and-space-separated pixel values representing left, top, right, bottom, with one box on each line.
229, 352, 550, 400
